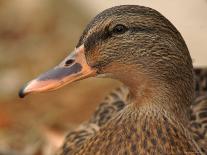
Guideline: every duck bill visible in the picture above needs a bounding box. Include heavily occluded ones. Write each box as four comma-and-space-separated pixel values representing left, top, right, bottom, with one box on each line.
19, 45, 96, 98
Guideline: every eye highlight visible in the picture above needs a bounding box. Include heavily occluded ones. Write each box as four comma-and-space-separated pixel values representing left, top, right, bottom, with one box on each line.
112, 24, 127, 35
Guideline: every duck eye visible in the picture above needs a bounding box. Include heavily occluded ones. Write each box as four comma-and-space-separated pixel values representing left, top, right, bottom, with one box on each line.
112, 24, 127, 35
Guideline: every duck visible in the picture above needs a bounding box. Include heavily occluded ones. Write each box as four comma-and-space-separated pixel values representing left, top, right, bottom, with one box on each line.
19, 5, 207, 154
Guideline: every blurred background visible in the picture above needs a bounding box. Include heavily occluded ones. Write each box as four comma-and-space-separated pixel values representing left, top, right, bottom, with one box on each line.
0, 0, 206, 154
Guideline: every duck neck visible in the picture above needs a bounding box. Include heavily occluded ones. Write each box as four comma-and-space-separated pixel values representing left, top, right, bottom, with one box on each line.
122, 70, 194, 126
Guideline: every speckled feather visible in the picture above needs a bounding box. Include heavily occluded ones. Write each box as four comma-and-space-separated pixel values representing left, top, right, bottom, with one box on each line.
57, 5, 207, 155
58, 68, 207, 154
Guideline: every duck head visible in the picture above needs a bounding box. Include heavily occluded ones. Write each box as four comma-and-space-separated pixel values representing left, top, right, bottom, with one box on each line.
19, 5, 194, 115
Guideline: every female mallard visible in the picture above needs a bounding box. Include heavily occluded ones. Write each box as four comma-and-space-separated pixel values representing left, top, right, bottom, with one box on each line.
19, 5, 207, 154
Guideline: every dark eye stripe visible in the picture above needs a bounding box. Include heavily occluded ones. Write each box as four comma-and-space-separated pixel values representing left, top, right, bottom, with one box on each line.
85, 26, 155, 51
85, 27, 111, 51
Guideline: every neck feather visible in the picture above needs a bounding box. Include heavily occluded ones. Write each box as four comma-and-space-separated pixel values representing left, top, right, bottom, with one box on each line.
119, 69, 194, 125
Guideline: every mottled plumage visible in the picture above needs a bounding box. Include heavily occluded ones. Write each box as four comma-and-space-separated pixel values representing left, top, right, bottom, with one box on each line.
59, 68, 207, 154
194, 68, 207, 97
58, 86, 129, 155
190, 96, 207, 153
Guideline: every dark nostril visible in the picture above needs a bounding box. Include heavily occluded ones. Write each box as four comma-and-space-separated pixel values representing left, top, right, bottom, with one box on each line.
65, 59, 75, 66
